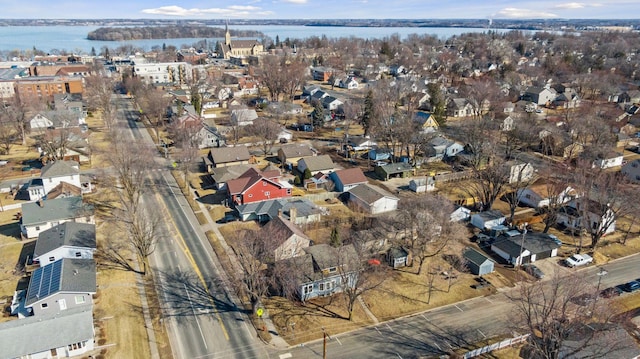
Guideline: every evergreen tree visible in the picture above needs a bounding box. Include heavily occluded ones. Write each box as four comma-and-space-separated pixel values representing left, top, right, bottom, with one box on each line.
275, 35, 281, 48
190, 86, 202, 116
303, 168, 312, 180
330, 227, 341, 247
311, 99, 325, 129
361, 90, 375, 135
427, 83, 447, 127
90, 47, 96, 57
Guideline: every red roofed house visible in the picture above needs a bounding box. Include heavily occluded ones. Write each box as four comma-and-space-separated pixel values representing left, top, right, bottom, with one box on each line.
227, 168, 292, 206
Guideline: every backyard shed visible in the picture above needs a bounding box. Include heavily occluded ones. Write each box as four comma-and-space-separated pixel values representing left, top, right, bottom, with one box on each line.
463, 247, 495, 276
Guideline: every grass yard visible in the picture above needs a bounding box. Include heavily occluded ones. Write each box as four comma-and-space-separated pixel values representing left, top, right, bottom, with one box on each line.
265, 294, 373, 345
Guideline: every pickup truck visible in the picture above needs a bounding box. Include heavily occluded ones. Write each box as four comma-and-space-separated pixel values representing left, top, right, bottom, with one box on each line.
565, 253, 593, 268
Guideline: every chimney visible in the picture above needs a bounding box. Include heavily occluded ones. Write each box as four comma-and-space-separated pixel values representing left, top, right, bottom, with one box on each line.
37, 199, 44, 207
277, 209, 283, 218
289, 206, 297, 221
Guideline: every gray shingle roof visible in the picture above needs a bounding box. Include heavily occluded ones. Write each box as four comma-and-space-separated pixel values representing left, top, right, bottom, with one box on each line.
34, 222, 96, 258
211, 164, 254, 183
26, 258, 97, 306
278, 144, 315, 158
0, 307, 94, 359
21, 196, 93, 226
463, 247, 493, 266
40, 160, 79, 178
298, 155, 335, 172
348, 183, 398, 205
304, 244, 359, 272
208, 146, 251, 165
492, 232, 561, 257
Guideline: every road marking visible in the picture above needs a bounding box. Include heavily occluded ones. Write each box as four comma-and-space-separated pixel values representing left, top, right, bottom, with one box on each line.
421, 314, 430, 322
446, 340, 453, 348
454, 304, 464, 312
485, 297, 493, 303
477, 329, 486, 338
433, 342, 441, 350
375, 327, 383, 336
156, 179, 230, 341
279, 354, 293, 359
184, 283, 208, 350
335, 337, 342, 345
396, 354, 403, 359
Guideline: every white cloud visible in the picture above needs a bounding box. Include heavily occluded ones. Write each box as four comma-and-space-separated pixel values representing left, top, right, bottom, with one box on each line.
554, 2, 587, 9
280, 0, 308, 4
494, 7, 558, 19
141, 5, 273, 17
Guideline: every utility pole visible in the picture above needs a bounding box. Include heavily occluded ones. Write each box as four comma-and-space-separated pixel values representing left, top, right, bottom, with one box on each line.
322, 327, 327, 359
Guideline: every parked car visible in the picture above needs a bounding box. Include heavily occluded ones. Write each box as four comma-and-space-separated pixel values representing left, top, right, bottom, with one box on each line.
522, 263, 545, 279
564, 253, 593, 268
599, 287, 622, 298
217, 213, 239, 224
622, 281, 640, 292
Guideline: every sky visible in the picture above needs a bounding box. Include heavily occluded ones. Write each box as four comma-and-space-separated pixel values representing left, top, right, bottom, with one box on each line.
2, 0, 640, 20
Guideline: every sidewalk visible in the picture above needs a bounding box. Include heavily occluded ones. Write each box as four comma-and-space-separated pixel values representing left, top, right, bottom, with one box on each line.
189, 187, 290, 349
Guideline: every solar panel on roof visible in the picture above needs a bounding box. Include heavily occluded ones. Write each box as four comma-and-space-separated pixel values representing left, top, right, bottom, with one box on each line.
39, 264, 53, 298
49, 260, 62, 293
27, 269, 43, 302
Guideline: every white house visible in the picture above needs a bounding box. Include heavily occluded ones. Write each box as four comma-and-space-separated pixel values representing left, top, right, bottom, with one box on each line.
41, 160, 81, 195
592, 151, 624, 169
490, 231, 561, 266
347, 183, 399, 215
196, 125, 225, 149
517, 183, 577, 208
506, 161, 534, 184
20, 197, 95, 239
230, 108, 258, 126
522, 86, 557, 106
557, 199, 616, 236
450, 205, 471, 222
471, 210, 506, 230
33, 222, 96, 266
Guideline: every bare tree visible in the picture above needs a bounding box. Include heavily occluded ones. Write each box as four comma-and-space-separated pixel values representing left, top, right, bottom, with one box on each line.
84, 73, 118, 130
137, 86, 171, 143
395, 195, 466, 275
466, 161, 510, 211
503, 162, 537, 224
245, 118, 282, 155
510, 271, 626, 359
1, 96, 42, 146
39, 126, 77, 161
0, 115, 17, 154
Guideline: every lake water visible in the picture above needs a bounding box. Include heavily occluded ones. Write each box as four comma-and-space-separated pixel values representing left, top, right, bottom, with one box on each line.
0, 25, 511, 54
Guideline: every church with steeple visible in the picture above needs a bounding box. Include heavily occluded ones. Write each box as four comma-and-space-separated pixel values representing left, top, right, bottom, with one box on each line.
216, 23, 264, 60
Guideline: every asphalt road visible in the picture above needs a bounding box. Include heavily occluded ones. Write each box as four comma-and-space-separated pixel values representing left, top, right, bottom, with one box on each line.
269, 254, 640, 359
117, 96, 267, 359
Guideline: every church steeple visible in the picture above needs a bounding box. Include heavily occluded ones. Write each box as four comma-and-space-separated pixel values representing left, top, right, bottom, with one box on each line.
225, 20, 231, 46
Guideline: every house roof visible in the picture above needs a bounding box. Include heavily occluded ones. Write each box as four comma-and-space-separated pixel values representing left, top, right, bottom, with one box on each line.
332, 168, 367, 186
0, 307, 94, 359
208, 146, 251, 164
210, 164, 255, 184
304, 243, 359, 272
463, 247, 493, 266
46, 181, 82, 200
473, 210, 505, 222
298, 155, 335, 172
40, 160, 79, 178
21, 196, 93, 226
34, 222, 96, 258
236, 199, 288, 218
278, 144, 315, 158
261, 216, 310, 246
492, 231, 561, 257
226, 172, 286, 195
25, 258, 97, 306
348, 183, 398, 205
377, 162, 414, 175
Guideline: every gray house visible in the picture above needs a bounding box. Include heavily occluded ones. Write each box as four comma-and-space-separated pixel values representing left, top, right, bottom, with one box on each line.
20, 196, 95, 239
462, 247, 495, 276
34, 222, 96, 266
25, 258, 96, 317
0, 307, 95, 359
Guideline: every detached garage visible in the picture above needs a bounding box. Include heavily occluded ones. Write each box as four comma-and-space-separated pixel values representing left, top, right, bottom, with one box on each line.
463, 247, 495, 276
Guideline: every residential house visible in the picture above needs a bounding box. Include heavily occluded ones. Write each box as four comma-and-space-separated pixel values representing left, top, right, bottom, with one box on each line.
0, 307, 95, 359
29, 110, 84, 131
339, 77, 359, 90
25, 258, 96, 317
278, 144, 316, 169
20, 196, 95, 239
261, 216, 311, 261
517, 183, 577, 209
521, 86, 557, 106
501, 115, 515, 131
470, 210, 506, 230
34, 222, 96, 266
347, 183, 399, 215
557, 198, 616, 236
621, 159, 640, 183
387, 247, 412, 269
591, 150, 624, 169
329, 168, 368, 192
277, 128, 293, 143
462, 247, 495, 276
490, 230, 561, 266
375, 162, 414, 181
344, 135, 377, 152
450, 205, 471, 222
414, 111, 439, 133
285, 244, 359, 301
311, 66, 336, 82
209, 164, 255, 190
46, 181, 82, 200
230, 108, 258, 126
297, 155, 336, 176
195, 125, 226, 149
304, 171, 331, 190
367, 148, 393, 161
235, 198, 323, 224
322, 96, 343, 111
227, 169, 292, 207
40, 160, 81, 195
203, 146, 251, 171
447, 98, 474, 117
409, 176, 435, 193
425, 136, 464, 161
505, 161, 535, 184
